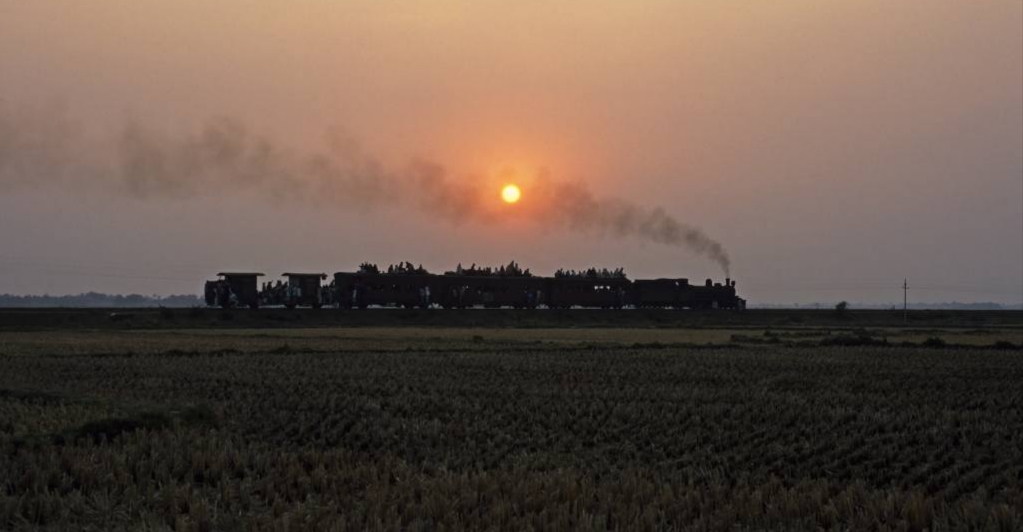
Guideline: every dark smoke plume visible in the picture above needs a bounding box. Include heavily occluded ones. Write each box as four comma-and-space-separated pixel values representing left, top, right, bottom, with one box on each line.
541, 182, 730, 274
0, 104, 730, 273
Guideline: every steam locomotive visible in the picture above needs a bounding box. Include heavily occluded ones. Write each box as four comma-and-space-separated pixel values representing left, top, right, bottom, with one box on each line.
204, 263, 745, 310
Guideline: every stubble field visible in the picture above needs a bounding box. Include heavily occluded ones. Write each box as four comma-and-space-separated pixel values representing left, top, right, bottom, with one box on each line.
1, 314, 1021, 531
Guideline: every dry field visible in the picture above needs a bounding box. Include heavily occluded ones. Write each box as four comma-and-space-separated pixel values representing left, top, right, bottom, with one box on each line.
1, 325, 1021, 531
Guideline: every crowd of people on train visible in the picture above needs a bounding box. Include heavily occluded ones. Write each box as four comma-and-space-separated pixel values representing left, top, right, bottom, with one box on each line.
257, 279, 338, 307
207, 281, 238, 308
355, 261, 625, 279
260, 280, 289, 305
355, 261, 536, 277
554, 267, 627, 279
387, 262, 429, 275
451, 261, 532, 277
241, 262, 626, 308
357, 262, 431, 275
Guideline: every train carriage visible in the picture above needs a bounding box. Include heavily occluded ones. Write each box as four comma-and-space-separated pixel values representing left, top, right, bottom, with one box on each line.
334, 272, 437, 309
436, 275, 545, 309
215, 264, 745, 311
688, 278, 744, 309
546, 277, 630, 309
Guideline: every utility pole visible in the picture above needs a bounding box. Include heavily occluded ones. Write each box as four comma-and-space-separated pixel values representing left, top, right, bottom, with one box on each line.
903, 279, 908, 323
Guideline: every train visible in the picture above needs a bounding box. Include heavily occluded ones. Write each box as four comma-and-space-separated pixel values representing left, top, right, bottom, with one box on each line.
204, 263, 745, 310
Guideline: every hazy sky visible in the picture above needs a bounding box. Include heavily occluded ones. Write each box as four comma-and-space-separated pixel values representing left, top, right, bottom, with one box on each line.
1, 1, 1021, 304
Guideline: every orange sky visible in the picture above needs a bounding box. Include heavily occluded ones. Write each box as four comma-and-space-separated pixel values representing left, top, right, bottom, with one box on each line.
1, 1, 1021, 303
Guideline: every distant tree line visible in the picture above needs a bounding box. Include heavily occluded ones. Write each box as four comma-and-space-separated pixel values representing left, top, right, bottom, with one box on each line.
0, 292, 203, 308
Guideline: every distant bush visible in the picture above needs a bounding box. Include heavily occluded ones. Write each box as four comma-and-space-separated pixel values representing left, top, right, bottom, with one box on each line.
631, 341, 667, 348
731, 334, 782, 345
820, 333, 886, 347
921, 337, 947, 348
108, 312, 133, 322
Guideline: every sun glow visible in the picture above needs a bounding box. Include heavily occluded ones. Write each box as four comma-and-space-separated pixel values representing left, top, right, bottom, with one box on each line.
501, 184, 521, 204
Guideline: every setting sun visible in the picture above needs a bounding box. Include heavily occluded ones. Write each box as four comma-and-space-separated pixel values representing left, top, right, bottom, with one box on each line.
501, 184, 521, 204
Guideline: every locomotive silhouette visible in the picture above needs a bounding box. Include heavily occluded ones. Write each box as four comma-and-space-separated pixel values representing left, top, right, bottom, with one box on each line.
204, 262, 744, 310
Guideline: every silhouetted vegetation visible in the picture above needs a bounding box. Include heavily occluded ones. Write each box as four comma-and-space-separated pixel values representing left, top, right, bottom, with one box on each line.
0, 292, 202, 308
820, 330, 888, 347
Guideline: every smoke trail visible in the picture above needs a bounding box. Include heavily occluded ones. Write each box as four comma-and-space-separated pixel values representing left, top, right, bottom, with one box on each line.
116, 117, 399, 206
542, 182, 731, 274
404, 165, 732, 273
0, 104, 731, 273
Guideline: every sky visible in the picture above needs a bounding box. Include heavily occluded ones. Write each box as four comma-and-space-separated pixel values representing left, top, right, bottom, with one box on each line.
1, 0, 1021, 304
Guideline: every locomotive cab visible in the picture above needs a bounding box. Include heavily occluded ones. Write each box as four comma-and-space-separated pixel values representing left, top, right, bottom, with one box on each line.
690, 277, 744, 309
